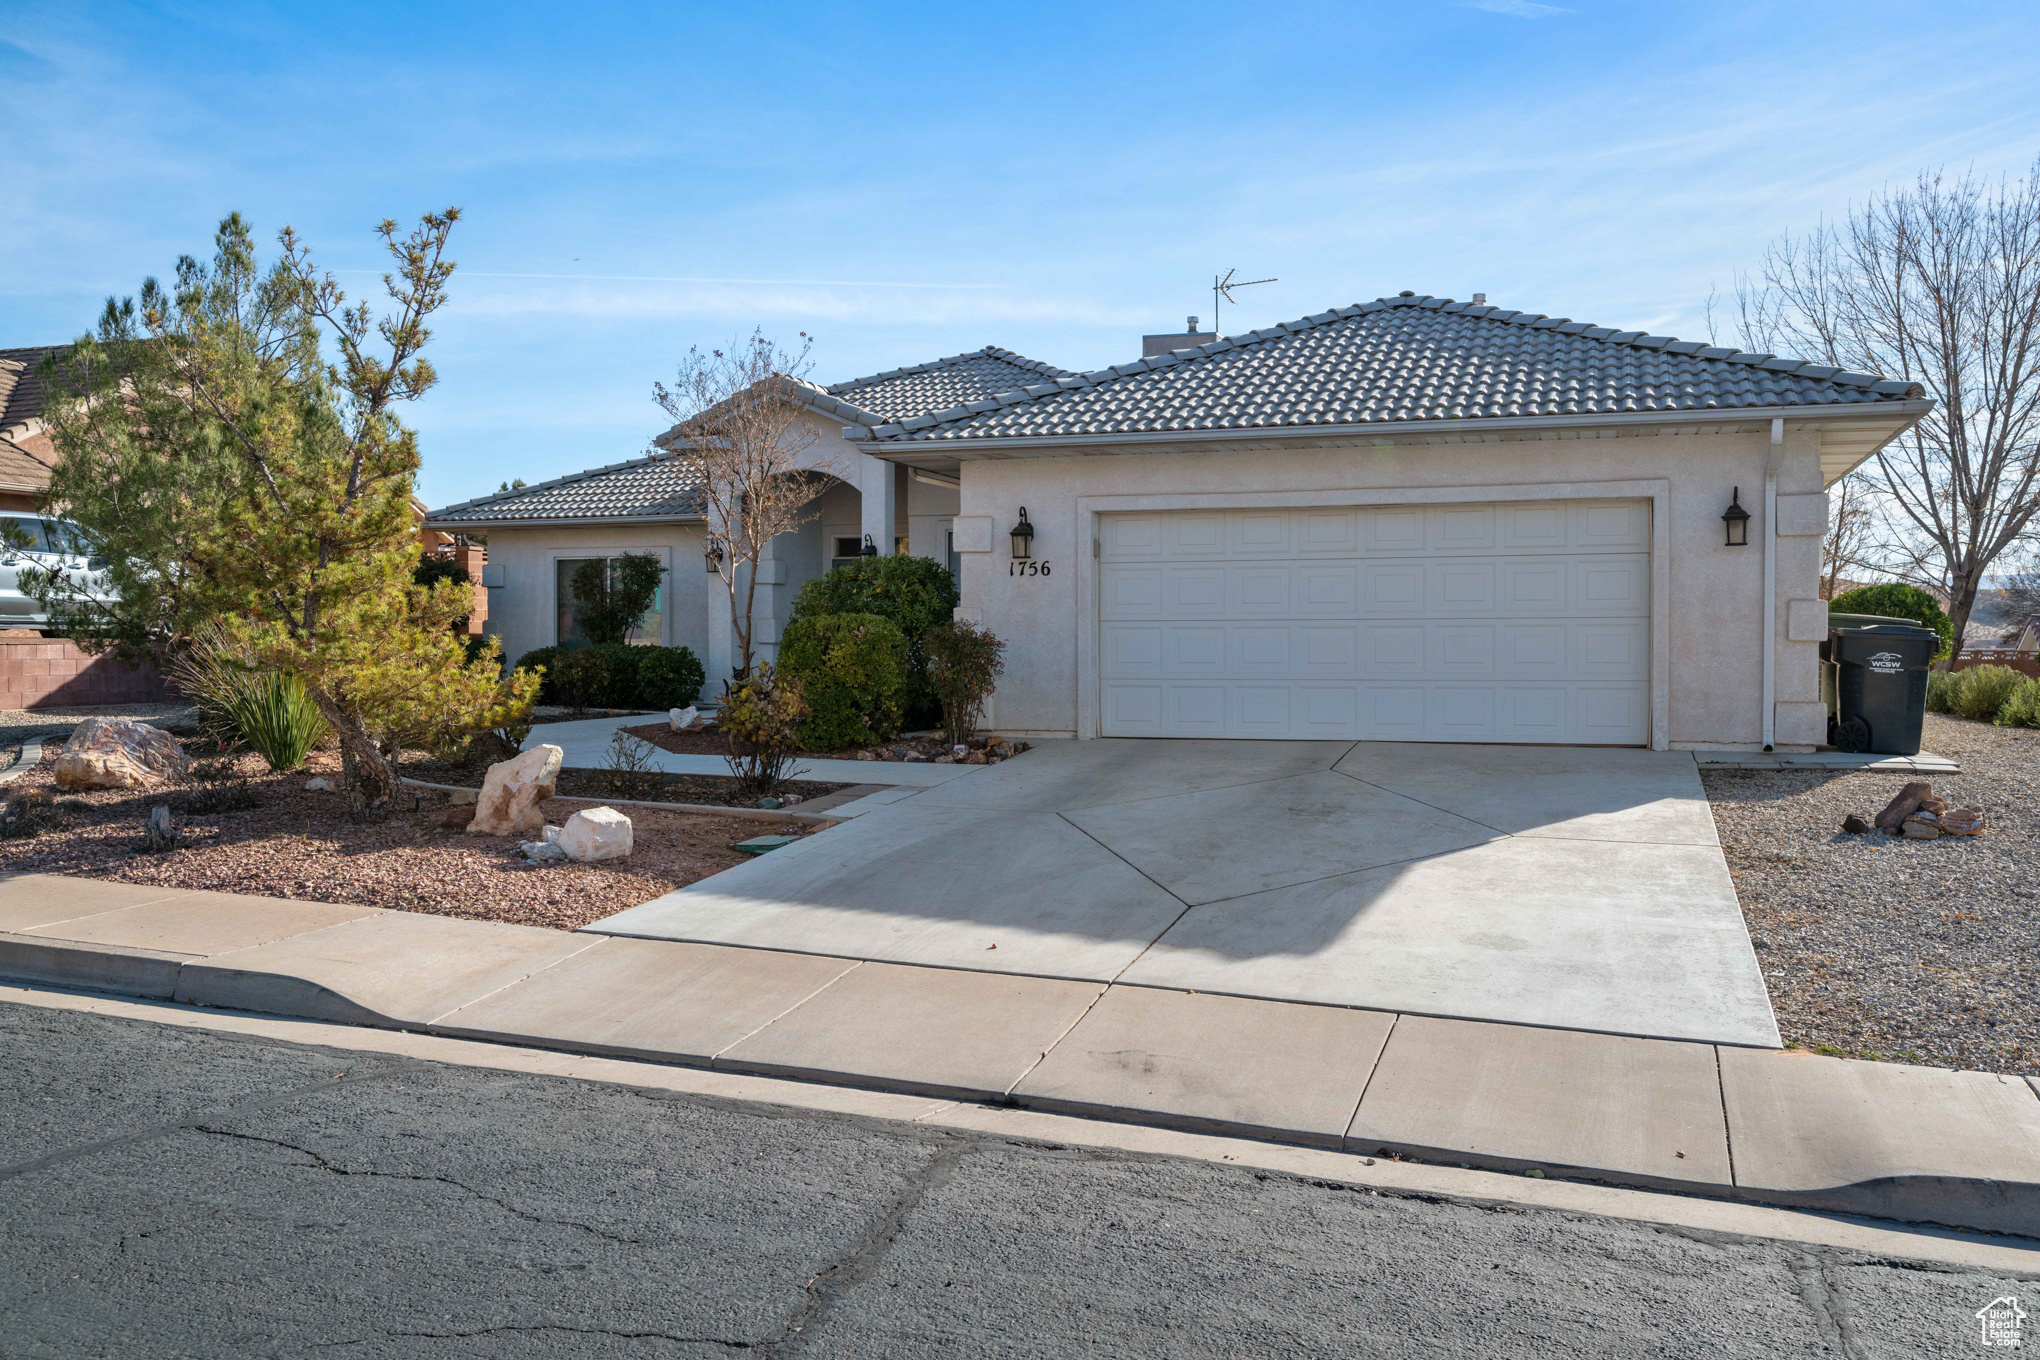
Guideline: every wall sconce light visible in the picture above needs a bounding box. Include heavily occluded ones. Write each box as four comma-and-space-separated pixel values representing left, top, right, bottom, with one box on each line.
1010, 508, 1035, 560
705, 540, 724, 573
1721, 488, 1751, 547
858, 533, 879, 557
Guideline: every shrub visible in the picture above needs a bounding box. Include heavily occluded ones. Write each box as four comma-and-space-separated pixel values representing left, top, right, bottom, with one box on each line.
514, 646, 559, 703
778, 613, 907, 751
637, 646, 705, 710
589, 642, 643, 709
790, 555, 960, 725
1828, 584, 1954, 660
1996, 676, 2040, 729
1925, 669, 1957, 714
571, 553, 666, 646
1950, 664, 2029, 722
719, 662, 808, 796
600, 730, 664, 798
924, 620, 1005, 745
172, 628, 330, 772
550, 647, 608, 711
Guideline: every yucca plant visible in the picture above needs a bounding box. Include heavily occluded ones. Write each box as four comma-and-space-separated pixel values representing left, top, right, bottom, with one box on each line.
173, 626, 331, 772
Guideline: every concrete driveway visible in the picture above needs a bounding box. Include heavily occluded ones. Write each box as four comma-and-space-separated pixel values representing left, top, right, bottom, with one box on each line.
590, 739, 1779, 1047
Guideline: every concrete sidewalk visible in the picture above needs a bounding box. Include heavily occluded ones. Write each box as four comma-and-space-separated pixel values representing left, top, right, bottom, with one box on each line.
1, 872, 2036, 1237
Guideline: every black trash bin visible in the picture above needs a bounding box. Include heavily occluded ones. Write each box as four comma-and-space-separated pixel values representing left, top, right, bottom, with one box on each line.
1825, 623, 1938, 755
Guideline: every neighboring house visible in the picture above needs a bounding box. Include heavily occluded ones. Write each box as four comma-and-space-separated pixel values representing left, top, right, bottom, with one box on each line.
430, 297, 1930, 751
0, 346, 63, 515
1958, 612, 2039, 663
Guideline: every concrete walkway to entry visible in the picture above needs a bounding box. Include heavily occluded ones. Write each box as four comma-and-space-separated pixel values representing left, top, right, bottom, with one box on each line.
593, 737, 1778, 1048
524, 713, 980, 788
2, 871, 2035, 1239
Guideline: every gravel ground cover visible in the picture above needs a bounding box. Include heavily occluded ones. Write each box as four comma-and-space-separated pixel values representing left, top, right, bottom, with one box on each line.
0, 701, 196, 749
0, 747, 812, 930
1703, 713, 2040, 1075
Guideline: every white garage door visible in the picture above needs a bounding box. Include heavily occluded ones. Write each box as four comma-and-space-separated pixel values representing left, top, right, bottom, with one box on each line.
1097, 499, 1651, 744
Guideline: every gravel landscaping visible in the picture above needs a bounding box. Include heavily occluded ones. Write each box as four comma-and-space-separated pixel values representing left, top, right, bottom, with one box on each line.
1703, 713, 2040, 1076
0, 746, 813, 931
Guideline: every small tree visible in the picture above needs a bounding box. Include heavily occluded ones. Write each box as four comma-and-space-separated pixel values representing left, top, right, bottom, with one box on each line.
1820, 475, 1876, 601
570, 552, 665, 645
924, 620, 1005, 746
41, 211, 537, 818
654, 331, 838, 681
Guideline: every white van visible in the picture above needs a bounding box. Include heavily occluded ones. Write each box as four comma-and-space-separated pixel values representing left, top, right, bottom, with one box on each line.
0, 515, 109, 628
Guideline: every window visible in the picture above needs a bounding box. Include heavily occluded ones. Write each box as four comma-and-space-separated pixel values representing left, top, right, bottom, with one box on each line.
0, 517, 53, 555
832, 536, 864, 571
946, 530, 960, 587
556, 557, 662, 647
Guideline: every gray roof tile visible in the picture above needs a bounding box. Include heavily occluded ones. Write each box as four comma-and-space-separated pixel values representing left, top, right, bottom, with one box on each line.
865, 295, 1926, 443
427, 453, 705, 526
827, 346, 1071, 423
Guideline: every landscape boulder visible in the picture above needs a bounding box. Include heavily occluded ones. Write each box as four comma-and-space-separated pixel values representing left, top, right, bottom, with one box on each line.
54, 717, 188, 790
467, 743, 564, 836
558, 806, 632, 863
1941, 806, 1986, 836
1873, 781, 1935, 833
1840, 813, 1872, 835
1901, 814, 1942, 840
669, 705, 700, 732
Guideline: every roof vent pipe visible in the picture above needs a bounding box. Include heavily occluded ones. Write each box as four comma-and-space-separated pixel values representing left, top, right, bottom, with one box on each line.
1471, 293, 1486, 305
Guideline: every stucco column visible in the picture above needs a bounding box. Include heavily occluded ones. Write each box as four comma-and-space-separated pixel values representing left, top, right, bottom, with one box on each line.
859, 452, 897, 556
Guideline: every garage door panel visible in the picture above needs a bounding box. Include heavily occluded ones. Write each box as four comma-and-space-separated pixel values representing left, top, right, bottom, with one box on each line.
1430, 561, 1497, 613
1097, 501, 1651, 744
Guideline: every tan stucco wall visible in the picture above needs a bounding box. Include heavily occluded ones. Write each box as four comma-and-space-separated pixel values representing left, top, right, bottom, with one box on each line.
946, 424, 1832, 749
482, 522, 709, 667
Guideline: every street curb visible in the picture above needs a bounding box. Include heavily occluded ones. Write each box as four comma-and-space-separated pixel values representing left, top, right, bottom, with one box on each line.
2, 879, 2036, 1239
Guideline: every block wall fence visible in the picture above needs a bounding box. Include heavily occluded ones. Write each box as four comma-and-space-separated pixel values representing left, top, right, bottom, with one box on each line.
0, 633, 171, 709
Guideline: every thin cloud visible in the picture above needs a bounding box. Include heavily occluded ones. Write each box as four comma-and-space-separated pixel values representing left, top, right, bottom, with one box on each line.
333, 269, 997, 290
1465, 0, 1576, 16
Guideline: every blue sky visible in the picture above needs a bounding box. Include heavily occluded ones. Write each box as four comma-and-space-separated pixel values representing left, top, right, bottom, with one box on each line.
5, 1, 2038, 508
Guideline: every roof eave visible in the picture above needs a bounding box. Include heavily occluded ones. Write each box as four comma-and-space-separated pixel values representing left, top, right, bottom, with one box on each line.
854, 400, 1936, 465
424, 513, 706, 532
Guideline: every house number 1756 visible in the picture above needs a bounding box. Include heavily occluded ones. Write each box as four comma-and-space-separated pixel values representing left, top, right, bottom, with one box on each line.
1009, 560, 1051, 577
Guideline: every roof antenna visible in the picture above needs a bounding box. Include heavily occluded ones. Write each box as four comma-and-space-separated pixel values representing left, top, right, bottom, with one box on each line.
1212, 268, 1277, 335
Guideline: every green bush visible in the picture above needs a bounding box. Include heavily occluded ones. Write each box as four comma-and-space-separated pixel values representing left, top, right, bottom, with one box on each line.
637, 646, 705, 709
588, 642, 643, 709
1925, 669, 1956, 714
550, 647, 608, 711
790, 555, 960, 726
778, 613, 907, 750
720, 662, 808, 796
1950, 664, 2029, 722
924, 619, 1006, 745
172, 632, 330, 773
514, 646, 559, 703
1996, 676, 2040, 729
1828, 584, 1954, 660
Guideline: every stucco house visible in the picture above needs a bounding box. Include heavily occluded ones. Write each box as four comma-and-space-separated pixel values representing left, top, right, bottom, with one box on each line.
429, 292, 1930, 752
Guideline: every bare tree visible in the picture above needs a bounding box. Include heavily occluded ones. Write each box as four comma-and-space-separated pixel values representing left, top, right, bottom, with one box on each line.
1820, 473, 1877, 600
654, 331, 839, 681
1737, 161, 2040, 657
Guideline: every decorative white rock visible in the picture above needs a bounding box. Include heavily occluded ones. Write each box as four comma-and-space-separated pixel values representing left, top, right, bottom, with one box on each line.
54, 717, 188, 790
559, 806, 633, 863
467, 743, 563, 837
669, 705, 700, 731
304, 777, 333, 792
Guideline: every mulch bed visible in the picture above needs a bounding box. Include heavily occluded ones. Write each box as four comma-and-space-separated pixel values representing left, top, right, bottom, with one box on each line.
620, 723, 1024, 768
0, 747, 816, 932
402, 751, 852, 810
1703, 713, 2040, 1076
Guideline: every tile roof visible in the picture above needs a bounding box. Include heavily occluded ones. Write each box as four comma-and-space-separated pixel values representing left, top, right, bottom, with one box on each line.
426, 452, 705, 526
826, 346, 1072, 424
863, 295, 1927, 443
0, 436, 53, 492
0, 346, 64, 436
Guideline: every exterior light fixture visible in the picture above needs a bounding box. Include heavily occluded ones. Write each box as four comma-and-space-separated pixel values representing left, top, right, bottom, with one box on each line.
858, 534, 879, 557
1010, 508, 1035, 560
1722, 488, 1751, 547
705, 540, 724, 573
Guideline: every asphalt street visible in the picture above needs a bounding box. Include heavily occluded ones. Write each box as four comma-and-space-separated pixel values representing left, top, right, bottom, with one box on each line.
0, 999, 2028, 1358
